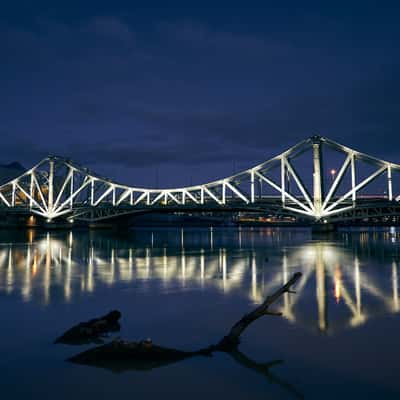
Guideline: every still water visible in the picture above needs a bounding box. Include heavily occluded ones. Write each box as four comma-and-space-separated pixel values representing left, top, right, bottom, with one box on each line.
0, 227, 400, 399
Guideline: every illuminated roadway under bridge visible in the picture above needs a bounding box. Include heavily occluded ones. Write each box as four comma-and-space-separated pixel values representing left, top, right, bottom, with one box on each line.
2, 135, 400, 223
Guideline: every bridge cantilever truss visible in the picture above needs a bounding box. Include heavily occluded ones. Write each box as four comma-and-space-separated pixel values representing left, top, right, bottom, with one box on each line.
0, 135, 399, 222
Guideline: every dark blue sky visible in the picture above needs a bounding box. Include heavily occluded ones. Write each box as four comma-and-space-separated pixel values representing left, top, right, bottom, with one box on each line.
1, 1, 400, 187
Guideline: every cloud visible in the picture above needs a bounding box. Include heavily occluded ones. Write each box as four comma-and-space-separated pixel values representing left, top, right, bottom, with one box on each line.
85, 16, 135, 42
1, 16, 400, 187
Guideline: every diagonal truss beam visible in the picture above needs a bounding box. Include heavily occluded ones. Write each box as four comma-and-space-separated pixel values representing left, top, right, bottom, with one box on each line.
284, 158, 314, 211
0, 191, 11, 207
322, 154, 352, 210
182, 189, 199, 204
225, 181, 249, 204
323, 165, 387, 214
254, 170, 314, 215
203, 186, 223, 204
53, 177, 92, 215
53, 169, 74, 211
14, 182, 47, 214
31, 172, 48, 212
116, 189, 132, 206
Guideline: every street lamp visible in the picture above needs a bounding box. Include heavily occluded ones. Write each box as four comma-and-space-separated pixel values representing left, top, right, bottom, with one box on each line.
330, 169, 337, 182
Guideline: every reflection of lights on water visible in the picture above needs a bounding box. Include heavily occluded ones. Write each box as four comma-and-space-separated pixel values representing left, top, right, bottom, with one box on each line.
1, 230, 400, 333
6, 246, 13, 294
251, 252, 257, 302
32, 249, 38, 276
28, 229, 34, 243
68, 231, 73, 248
334, 265, 342, 304
392, 262, 399, 312
200, 248, 205, 285
27, 215, 36, 227
390, 226, 396, 243
181, 249, 186, 284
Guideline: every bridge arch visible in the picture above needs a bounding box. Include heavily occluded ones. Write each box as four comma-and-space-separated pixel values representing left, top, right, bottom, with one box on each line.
0, 136, 399, 222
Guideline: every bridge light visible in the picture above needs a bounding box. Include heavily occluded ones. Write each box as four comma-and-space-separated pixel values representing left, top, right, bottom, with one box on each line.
68, 218, 74, 223
330, 169, 337, 181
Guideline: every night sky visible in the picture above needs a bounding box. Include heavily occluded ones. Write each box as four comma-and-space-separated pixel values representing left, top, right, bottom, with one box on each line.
1, 1, 400, 187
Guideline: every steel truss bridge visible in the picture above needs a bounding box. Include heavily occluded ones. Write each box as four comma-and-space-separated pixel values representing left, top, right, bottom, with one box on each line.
1, 135, 400, 223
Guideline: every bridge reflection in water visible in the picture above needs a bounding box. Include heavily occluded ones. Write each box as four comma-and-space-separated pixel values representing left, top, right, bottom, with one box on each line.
0, 227, 399, 335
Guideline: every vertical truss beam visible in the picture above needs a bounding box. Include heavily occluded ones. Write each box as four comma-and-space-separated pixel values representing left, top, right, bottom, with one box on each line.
312, 138, 324, 218
48, 159, 54, 212
281, 158, 285, 206
250, 170, 255, 203
351, 154, 356, 204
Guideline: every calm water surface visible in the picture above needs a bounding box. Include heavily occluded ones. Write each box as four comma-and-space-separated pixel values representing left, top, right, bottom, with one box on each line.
1, 227, 400, 399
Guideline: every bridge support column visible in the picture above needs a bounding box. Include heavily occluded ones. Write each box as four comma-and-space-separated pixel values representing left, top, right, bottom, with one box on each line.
11, 182, 16, 207
29, 174, 34, 209
351, 153, 356, 206
250, 170, 255, 203
311, 222, 337, 234
312, 136, 324, 219
48, 159, 54, 218
388, 165, 393, 201
281, 157, 286, 206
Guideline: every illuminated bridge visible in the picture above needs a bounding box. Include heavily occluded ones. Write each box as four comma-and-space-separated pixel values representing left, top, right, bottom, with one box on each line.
1, 135, 400, 224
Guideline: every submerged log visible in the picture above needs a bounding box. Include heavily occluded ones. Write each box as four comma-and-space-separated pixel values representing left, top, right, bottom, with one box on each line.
55, 310, 121, 344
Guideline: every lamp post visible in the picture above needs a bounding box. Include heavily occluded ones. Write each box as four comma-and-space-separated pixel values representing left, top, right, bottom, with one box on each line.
330, 169, 337, 182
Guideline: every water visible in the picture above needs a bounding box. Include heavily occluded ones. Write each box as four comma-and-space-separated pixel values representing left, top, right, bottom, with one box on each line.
0, 227, 400, 399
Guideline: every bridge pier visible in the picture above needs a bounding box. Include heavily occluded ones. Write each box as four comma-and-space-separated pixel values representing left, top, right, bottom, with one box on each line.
311, 222, 337, 234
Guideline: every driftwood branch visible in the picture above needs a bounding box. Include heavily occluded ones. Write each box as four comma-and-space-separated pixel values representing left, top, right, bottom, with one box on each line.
216, 272, 302, 351
55, 310, 121, 344
68, 273, 301, 358
65, 273, 303, 397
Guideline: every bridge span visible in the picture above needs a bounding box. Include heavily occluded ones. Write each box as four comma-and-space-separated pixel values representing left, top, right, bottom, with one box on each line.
1, 135, 400, 225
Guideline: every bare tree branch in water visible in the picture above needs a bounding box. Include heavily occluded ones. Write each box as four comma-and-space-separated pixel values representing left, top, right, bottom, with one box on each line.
229, 350, 304, 399
66, 273, 303, 398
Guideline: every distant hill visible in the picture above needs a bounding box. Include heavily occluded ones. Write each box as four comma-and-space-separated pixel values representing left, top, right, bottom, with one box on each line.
0, 162, 26, 185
